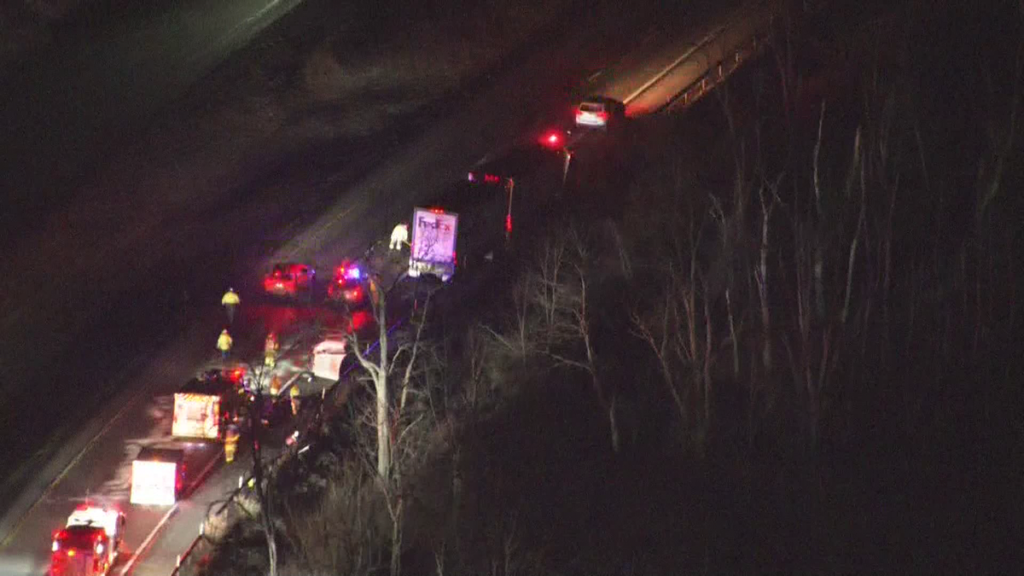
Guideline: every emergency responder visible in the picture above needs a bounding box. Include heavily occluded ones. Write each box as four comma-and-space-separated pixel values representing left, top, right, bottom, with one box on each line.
221, 288, 241, 324
264, 332, 279, 369
217, 329, 233, 359
389, 222, 409, 251
224, 424, 240, 463
289, 383, 301, 416
269, 375, 282, 397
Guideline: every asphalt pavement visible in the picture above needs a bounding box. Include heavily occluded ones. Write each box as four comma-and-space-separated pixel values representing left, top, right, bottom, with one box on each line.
0, 0, 306, 245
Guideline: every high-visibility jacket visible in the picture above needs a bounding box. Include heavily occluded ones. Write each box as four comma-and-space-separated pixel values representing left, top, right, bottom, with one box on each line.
221, 290, 241, 306
217, 331, 233, 352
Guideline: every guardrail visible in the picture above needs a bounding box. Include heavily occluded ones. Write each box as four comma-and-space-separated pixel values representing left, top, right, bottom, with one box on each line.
660, 32, 766, 112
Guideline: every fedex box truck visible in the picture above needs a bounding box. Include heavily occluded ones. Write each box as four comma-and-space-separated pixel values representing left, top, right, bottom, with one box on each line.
408, 207, 458, 282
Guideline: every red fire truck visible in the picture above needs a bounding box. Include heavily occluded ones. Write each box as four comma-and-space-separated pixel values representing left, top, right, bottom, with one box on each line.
172, 371, 245, 441
49, 504, 125, 576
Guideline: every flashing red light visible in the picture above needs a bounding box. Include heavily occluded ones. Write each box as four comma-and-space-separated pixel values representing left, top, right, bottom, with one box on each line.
541, 130, 563, 147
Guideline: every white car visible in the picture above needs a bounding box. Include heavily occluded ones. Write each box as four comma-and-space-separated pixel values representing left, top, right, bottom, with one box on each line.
311, 334, 347, 381
574, 96, 626, 129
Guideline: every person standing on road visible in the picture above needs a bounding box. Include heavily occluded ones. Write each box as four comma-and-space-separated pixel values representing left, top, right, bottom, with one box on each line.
264, 332, 279, 369
217, 329, 233, 359
390, 222, 409, 251
224, 424, 240, 463
289, 383, 301, 416
221, 288, 241, 324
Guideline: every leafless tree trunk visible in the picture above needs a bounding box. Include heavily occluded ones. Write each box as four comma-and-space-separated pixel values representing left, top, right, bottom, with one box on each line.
249, 386, 278, 576
349, 277, 392, 480
540, 229, 620, 453
755, 181, 777, 372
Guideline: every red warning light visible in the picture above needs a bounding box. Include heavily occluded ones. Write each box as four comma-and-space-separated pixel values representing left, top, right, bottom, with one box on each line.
540, 130, 563, 148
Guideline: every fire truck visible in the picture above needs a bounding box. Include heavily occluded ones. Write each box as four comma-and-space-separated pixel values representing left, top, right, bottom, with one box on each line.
49, 504, 125, 576
172, 370, 246, 441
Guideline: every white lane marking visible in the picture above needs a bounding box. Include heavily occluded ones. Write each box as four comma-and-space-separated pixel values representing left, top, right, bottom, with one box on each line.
221, 0, 284, 45
586, 69, 604, 82
118, 503, 179, 576
0, 357, 150, 549
188, 446, 225, 495
623, 28, 722, 104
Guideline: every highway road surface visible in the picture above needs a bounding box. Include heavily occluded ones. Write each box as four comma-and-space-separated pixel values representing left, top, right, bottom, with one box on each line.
0, 0, 305, 245
0, 0, 774, 572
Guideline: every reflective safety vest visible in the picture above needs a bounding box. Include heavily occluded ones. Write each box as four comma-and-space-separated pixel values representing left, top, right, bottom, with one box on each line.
222, 290, 240, 306
217, 332, 233, 352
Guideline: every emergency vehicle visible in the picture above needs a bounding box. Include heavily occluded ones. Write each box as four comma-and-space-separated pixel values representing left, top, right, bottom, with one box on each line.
263, 263, 316, 300
172, 372, 244, 441
49, 504, 125, 576
326, 260, 367, 307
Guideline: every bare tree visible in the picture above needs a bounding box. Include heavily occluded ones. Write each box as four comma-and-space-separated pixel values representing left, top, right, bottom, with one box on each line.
348, 276, 394, 480
348, 283, 439, 576
532, 228, 621, 453
231, 332, 314, 576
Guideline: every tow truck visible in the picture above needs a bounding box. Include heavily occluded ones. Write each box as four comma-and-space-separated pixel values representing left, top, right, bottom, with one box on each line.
49, 504, 125, 576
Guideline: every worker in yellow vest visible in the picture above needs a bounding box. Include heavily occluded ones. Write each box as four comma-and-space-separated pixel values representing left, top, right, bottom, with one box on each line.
224, 424, 240, 463
289, 384, 301, 416
221, 288, 241, 324
216, 329, 233, 360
